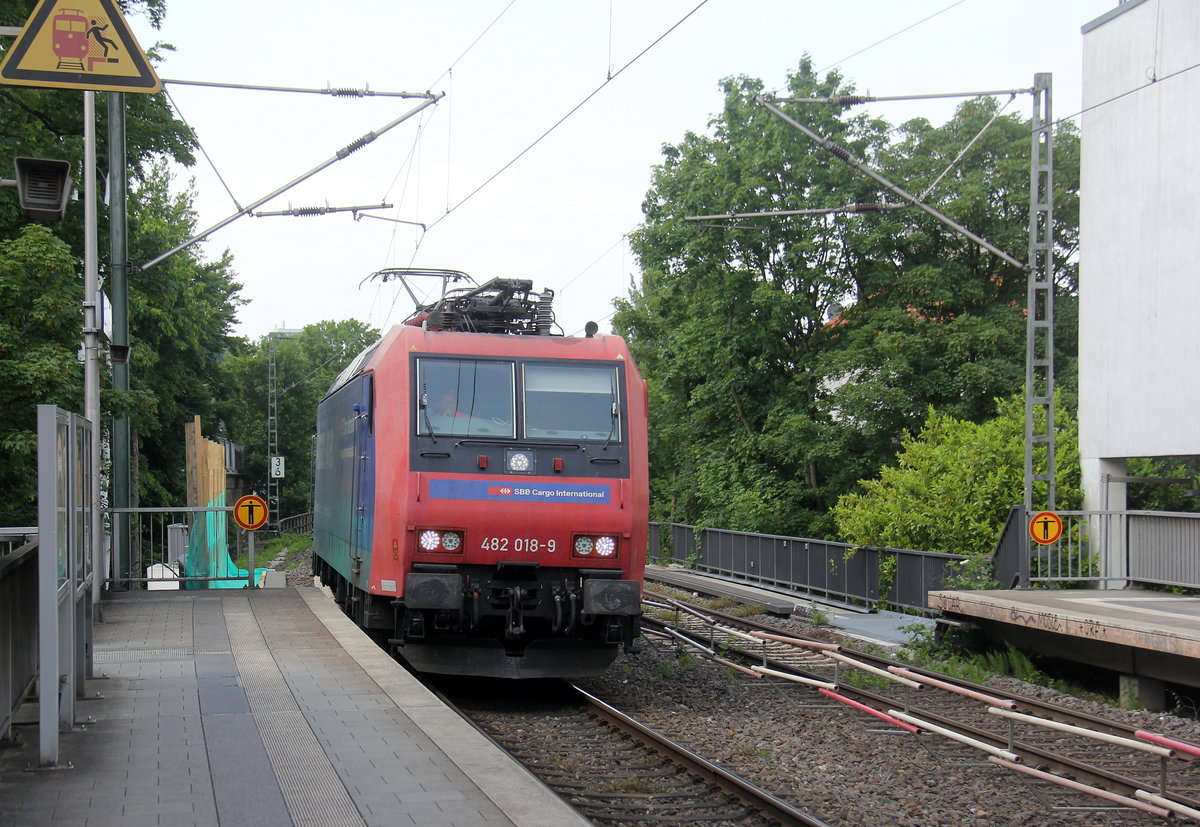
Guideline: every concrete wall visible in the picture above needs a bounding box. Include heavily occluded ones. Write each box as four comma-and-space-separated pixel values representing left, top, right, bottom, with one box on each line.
1079, 0, 1200, 508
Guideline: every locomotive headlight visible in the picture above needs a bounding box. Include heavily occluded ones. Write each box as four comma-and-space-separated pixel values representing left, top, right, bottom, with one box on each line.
572, 534, 619, 559
594, 536, 617, 557
507, 451, 531, 472
418, 529, 464, 553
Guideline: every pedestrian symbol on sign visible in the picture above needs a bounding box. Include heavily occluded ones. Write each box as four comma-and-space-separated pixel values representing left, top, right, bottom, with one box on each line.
1029, 511, 1064, 545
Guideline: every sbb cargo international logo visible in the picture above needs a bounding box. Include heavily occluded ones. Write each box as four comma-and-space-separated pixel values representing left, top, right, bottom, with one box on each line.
431, 479, 610, 504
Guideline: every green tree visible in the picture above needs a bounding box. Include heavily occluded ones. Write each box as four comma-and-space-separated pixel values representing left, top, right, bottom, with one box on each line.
0, 225, 79, 522
123, 160, 243, 505
831, 395, 1081, 556
215, 320, 378, 517
616, 60, 1080, 539
2, 0, 223, 514
616, 58, 890, 536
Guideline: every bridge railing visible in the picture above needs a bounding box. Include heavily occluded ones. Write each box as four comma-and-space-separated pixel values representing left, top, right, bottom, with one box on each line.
0, 538, 38, 742
279, 512, 313, 535
649, 522, 967, 614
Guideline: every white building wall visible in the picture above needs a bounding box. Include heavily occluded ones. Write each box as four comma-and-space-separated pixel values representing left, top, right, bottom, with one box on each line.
1079, 0, 1200, 510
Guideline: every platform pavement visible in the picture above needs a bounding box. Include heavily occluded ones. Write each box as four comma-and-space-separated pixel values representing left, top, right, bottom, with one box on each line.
0, 586, 588, 827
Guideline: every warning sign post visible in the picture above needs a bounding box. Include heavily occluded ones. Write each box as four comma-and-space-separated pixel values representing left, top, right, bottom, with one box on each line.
233, 494, 268, 589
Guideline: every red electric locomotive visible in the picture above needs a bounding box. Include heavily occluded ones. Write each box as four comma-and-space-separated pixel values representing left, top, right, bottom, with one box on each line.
312, 273, 648, 678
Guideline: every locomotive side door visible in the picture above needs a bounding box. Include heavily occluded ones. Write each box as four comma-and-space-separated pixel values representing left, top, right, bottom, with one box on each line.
350, 374, 375, 585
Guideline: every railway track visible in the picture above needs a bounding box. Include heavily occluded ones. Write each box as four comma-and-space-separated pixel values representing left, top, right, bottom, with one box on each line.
643, 588, 1200, 822
437, 677, 828, 826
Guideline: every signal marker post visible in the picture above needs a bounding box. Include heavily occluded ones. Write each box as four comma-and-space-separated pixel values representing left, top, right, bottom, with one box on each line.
233, 495, 269, 588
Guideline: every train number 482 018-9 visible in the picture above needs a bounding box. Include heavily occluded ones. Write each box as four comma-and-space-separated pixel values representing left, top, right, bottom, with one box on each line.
480, 536, 557, 553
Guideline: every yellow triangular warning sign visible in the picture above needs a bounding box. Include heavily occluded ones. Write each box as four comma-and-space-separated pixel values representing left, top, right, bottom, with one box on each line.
0, 0, 161, 93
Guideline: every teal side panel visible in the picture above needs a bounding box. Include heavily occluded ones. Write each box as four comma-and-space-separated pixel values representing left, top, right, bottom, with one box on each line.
185, 492, 265, 589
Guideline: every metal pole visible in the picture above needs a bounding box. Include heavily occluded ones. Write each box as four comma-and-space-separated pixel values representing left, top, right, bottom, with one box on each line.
247, 530, 256, 589
83, 92, 101, 669
109, 91, 131, 592
1024, 74, 1055, 512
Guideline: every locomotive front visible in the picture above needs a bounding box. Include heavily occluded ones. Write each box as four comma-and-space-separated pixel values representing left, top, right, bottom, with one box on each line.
314, 277, 649, 678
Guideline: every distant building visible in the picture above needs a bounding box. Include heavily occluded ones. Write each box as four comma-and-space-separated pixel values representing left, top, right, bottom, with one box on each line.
1079, 0, 1200, 512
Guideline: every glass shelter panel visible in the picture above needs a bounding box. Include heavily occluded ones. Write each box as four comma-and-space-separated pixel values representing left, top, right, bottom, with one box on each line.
524, 364, 620, 442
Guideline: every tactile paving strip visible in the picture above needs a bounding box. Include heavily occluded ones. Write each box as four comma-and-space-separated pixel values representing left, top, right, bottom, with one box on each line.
224, 601, 366, 826
94, 647, 225, 661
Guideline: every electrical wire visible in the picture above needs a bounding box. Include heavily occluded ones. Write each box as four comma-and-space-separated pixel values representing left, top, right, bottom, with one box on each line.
817, 0, 970, 74
424, 0, 712, 234
165, 88, 245, 213
1050, 59, 1200, 128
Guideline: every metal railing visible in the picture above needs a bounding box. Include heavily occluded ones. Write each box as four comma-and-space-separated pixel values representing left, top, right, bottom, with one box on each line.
108, 506, 262, 589
0, 527, 36, 559
1026, 510, 1200, 589
649, 523, 968, 614
1, 538, 38, 741
279, 512, 313, 535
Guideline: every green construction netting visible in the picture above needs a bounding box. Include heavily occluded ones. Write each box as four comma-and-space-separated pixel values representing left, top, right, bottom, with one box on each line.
185, 493, 265, 589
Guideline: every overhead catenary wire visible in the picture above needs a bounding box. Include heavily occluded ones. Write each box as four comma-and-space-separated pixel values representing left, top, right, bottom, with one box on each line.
423, 0, 712, 234
817, 0, 970, 74
140, 94, 443, 271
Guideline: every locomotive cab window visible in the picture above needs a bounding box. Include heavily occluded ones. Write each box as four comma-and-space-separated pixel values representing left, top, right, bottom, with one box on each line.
524, 364, 621, 442
417, 359, 515, 438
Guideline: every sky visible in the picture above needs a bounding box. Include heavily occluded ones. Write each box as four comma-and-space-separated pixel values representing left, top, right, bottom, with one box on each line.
120, 0, 1119, 341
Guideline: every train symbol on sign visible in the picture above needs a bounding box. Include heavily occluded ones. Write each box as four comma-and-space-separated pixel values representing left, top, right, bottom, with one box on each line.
52, 9, 89, 68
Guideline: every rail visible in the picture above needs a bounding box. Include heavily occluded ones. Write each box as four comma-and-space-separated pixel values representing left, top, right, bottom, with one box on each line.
649, 522, 967, 614
0, 538, 38, 741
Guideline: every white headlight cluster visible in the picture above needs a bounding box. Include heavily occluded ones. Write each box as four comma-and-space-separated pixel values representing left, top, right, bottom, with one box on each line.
573, 534, 618, 558
418, 529, 463, 553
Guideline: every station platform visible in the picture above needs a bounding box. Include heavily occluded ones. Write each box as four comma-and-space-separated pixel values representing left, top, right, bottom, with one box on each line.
0, 587, 587, 827
929, 588, 1200, 699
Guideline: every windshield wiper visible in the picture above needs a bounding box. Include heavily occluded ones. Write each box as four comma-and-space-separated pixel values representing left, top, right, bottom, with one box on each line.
419, 385, 438, 443
603, 372, 619, 449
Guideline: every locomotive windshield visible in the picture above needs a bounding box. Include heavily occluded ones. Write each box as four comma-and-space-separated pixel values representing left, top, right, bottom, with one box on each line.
415, 358, 622, 443
524, 364, 620, 442
418, 359, 515, 438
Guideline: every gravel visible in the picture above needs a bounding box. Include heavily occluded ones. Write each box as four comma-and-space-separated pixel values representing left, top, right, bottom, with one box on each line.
283, 560, 1199, 824
576, 610, 1200, 827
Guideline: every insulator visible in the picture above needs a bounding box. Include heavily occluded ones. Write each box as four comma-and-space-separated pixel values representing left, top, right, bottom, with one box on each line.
336, 132, 376, 158
328, 87, 366, 97
291, 206, 328, 216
